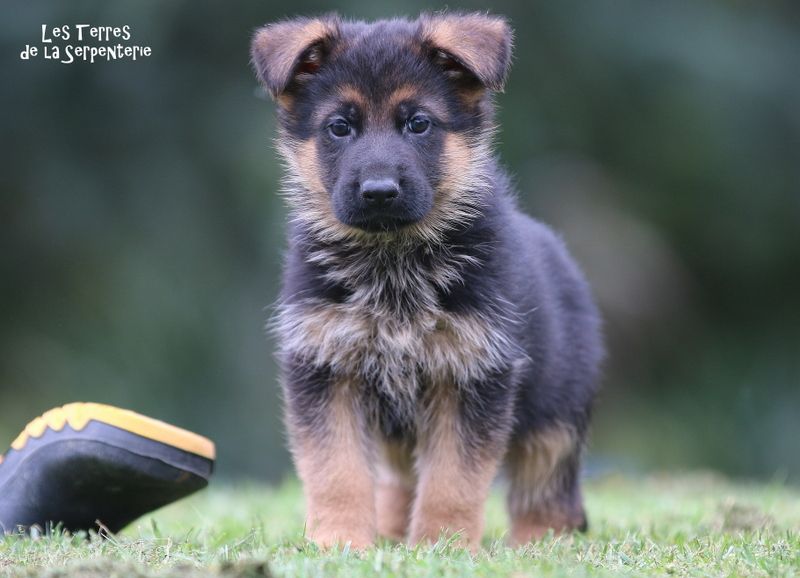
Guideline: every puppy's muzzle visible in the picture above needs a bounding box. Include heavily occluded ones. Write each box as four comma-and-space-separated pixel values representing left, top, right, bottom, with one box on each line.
360, 178, 400, 208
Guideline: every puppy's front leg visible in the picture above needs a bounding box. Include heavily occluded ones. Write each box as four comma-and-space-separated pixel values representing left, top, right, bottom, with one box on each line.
286, 370, 375, 549
409, 382, 512, 551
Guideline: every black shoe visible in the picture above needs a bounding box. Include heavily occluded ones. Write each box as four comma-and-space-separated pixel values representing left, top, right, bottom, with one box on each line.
0, 403, 215, 534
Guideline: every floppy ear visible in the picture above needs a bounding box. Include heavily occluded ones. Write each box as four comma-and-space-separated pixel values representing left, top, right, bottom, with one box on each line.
419, 12, 513, 92
251, 16, 340, 100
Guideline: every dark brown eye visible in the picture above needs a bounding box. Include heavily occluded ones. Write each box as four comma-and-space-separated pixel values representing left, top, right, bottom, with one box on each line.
407, 115, 431, 134
328, 119, 351, 138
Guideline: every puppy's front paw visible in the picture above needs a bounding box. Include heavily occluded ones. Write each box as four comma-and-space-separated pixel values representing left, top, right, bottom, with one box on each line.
408, 512, 479, 552
308, 525, 374, 551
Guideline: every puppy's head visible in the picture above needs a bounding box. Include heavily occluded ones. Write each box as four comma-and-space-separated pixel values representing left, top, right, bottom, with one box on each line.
251, 13, 513, 241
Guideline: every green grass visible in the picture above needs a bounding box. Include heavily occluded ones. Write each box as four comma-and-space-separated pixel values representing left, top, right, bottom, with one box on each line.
1, 473, 798, 577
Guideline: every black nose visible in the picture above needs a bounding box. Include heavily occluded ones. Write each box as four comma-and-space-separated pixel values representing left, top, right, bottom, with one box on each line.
360, 178, 399, 207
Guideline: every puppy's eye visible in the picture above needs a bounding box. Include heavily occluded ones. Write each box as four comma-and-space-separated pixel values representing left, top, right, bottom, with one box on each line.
407, 115, 431, 134
328, 119, 352, 138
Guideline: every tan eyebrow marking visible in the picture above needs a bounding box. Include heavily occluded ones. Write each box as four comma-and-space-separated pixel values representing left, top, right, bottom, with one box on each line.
313, 84, 367, 125
312, 84, 368, 127
385, 85, 449, 123
337, 84, 368, 108
386, 86, 418, 110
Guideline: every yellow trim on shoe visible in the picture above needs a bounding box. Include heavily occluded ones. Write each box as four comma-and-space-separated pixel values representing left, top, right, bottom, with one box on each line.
8, 403, 216, 460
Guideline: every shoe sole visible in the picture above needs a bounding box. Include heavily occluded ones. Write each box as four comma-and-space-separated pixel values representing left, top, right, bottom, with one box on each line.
0, 403, 215, 534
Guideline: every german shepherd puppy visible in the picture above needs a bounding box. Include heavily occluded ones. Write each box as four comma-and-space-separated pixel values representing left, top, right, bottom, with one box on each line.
251, 12, 603, 550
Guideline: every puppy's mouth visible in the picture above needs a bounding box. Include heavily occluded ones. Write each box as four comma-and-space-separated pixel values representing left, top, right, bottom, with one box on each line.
349, 213, 417, 233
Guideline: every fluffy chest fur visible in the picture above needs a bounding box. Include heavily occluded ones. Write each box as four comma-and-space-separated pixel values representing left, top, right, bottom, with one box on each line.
276, 242, 518, 405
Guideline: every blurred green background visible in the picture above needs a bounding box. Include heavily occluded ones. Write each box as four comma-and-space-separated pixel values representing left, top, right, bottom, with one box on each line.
1, 0, 798, 482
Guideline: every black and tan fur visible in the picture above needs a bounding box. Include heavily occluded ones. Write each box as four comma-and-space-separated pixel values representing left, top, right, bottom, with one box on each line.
251, 12, 604, 550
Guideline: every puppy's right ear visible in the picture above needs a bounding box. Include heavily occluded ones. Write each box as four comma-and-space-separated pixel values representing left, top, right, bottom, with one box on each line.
251, 16, 340, 101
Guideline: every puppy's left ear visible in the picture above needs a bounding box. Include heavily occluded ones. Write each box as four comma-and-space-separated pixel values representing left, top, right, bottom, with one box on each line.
251, 15, 340, 100
419, 12, 513, 92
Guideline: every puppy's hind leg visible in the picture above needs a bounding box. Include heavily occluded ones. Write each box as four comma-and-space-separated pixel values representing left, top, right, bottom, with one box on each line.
505, 424, 588, 546
375, 440, 415, 542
